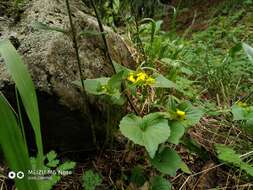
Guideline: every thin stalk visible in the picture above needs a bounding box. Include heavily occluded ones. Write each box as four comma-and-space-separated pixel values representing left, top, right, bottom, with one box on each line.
65, 0, 97, 145
65, 0, 85, 91
129, 2, 147, 62
15, 86, 27, 147
89, 0, 115, 72
88, 0, 140, 115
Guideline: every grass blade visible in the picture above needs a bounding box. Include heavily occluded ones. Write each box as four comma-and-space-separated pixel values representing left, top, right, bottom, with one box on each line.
0, 92, 38, 190
0, 39, 43, 167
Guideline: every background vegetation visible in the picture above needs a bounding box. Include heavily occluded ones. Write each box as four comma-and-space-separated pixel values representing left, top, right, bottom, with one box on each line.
0, 0, 253, 189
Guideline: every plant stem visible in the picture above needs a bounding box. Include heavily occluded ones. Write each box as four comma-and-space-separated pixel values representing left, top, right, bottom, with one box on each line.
65, 0, 85, 91
65, 0, 97, 146
88, 0, 140, 116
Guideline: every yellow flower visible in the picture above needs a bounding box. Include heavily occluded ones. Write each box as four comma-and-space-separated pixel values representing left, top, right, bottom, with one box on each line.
136, 72, 148, 82
176, 109, 186, 120
237, 101, 247, 108
127, 71, 155, 86
145, 77, 155, 85
127, 72, 136, 83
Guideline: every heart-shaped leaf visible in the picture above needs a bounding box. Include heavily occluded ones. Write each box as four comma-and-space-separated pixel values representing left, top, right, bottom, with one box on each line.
119, 113, 170, 158
151, 148, 182, 176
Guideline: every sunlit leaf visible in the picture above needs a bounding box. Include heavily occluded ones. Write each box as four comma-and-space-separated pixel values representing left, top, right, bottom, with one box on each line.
119, 113, 170, 158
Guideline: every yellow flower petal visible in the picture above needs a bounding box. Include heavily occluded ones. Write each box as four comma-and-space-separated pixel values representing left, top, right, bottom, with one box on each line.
176, 109, 186, 120
136, 72, 147, 82
127, 72, 137, 83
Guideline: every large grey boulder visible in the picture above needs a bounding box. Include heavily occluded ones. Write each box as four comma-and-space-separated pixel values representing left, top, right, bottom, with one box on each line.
0, 0, 134, 158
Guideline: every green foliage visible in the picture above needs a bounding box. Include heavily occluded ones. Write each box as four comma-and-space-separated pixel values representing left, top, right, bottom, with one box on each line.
0, 39, 44, 167
151, 176, 171, 190
167, 121, 185, 145
216, 144, 253, 177
82, 170, 102, 190
74, 73, 125, 105
0, 92, 38, 190
31, 152, 76, 190
119, 113, 170, 158
231, 103, 253, 134
0, 40, 75, 190
232, 104, 253, 121
172, 10, 253, 104
152, 72, 176, 88
242, 43, 253, 63
130, 166, 146, 187
150, 148, 182, 176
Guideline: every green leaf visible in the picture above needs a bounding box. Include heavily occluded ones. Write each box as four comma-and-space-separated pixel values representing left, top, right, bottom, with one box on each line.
229, 43, 242, 58
0, 92, 38, 190
215, 144, 253, 177
152, 73, 176, 88
82, 170, 102, 190
232, 104, 245, 120
231, 104, 253, 121
47, 151, 57, 161
178, 102, 203, 126
151, 176, 171, 190
167, 121, 185, 145
243, 43, 253, 63
151, 148, 182, 176
180, 161, 192, 174
37, 158, 75, 190
82, 78, 109, 95
113, 0, 120, 14
107, 71, 125, 89
130, 166, 146, 187
74, 76, 126, 105
119, 113, 170, 158
0, 39, 43, 166
112, 61, 132, 73
46, 151, 59, 167
185, 107, 203, 126
58, 161, 76, 171
181, 136, 209, 160
245, 119, 253, 134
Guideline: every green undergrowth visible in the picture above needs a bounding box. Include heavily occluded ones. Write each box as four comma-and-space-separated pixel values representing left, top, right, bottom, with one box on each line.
1, 0, 253, 189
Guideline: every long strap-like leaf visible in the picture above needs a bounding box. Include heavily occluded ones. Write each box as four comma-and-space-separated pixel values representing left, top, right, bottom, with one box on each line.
0, 40, 43, 167
0, 92, 38, 190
